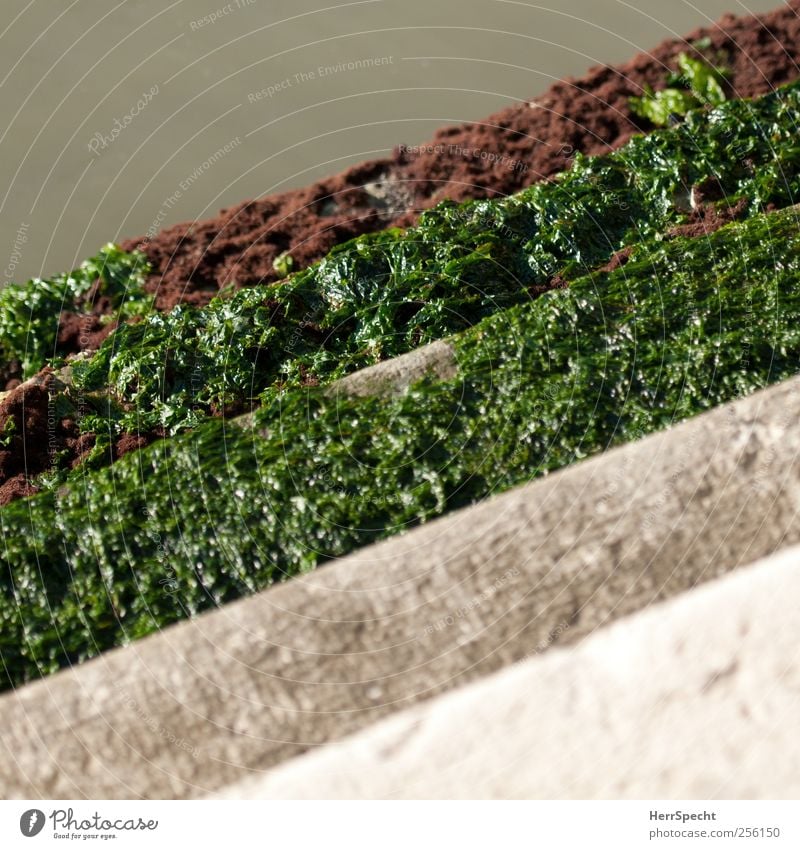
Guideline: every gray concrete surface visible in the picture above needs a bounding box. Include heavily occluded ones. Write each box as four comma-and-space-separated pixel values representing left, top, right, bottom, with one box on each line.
216, 545, 800, 799
326, 339, 458, 399
2, 374, 800, 799
235, 339, 458, 430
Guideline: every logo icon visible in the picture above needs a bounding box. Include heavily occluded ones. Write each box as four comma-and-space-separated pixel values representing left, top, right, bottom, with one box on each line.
19, 809, 45, 837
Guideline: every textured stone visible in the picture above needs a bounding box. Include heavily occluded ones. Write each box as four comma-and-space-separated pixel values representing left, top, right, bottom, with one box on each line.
325, 339, 458, 399
234, 339, 458, 431
217, 546, 800, 799
2, 375, 800, 799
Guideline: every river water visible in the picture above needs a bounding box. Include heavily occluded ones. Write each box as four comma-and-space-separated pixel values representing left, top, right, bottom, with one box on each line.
0, 0, 780, 283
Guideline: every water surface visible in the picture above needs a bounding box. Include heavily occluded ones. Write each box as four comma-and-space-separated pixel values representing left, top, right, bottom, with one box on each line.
0, 0, 781, 282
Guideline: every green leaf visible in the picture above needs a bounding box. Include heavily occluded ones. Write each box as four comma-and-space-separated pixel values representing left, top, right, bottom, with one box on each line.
629, 53, 728, 127
630, 87, 700, 127
677, 52, 728, 106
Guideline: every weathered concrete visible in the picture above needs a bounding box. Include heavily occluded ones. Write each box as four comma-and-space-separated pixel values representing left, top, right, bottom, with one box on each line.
325, 339, 458, 399
2, 375, 800, 799
216, 545, 800, 799
234, 339, 459, 430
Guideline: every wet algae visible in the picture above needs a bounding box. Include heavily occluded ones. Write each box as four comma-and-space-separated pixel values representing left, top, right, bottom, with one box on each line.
43, 80, 800, 435
2, 203, 799, 689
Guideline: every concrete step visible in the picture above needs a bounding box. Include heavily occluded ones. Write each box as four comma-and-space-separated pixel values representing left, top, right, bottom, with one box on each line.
214, 544, 800, 799
2, 374, 800, 798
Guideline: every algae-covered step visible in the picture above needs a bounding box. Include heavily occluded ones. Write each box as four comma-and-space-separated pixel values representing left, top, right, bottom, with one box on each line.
70, 80, 800, 435
0, 245, 150, 381
2, 202, 799, 690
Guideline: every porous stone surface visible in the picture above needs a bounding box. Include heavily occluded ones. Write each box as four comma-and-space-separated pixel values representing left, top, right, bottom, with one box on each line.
2, 375, 800, 799
216, 545, 800, 799
235, 340, 458, 431
325, 340, 458, 399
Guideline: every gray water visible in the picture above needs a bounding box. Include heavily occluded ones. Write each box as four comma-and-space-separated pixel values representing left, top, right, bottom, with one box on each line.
0, 0, 782, 284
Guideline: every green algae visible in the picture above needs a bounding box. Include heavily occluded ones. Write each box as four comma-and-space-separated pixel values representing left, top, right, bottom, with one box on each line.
0, 245, 151, 380
71, 81, 800, 435
2, 203, 799, 689
630, 53, 729, 126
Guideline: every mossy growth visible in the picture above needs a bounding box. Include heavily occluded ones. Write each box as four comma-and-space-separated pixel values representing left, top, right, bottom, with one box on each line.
69, 81, 800, 435
629, 53, 729, 126
0, 245, 151, 379
1, 203, 799, 690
